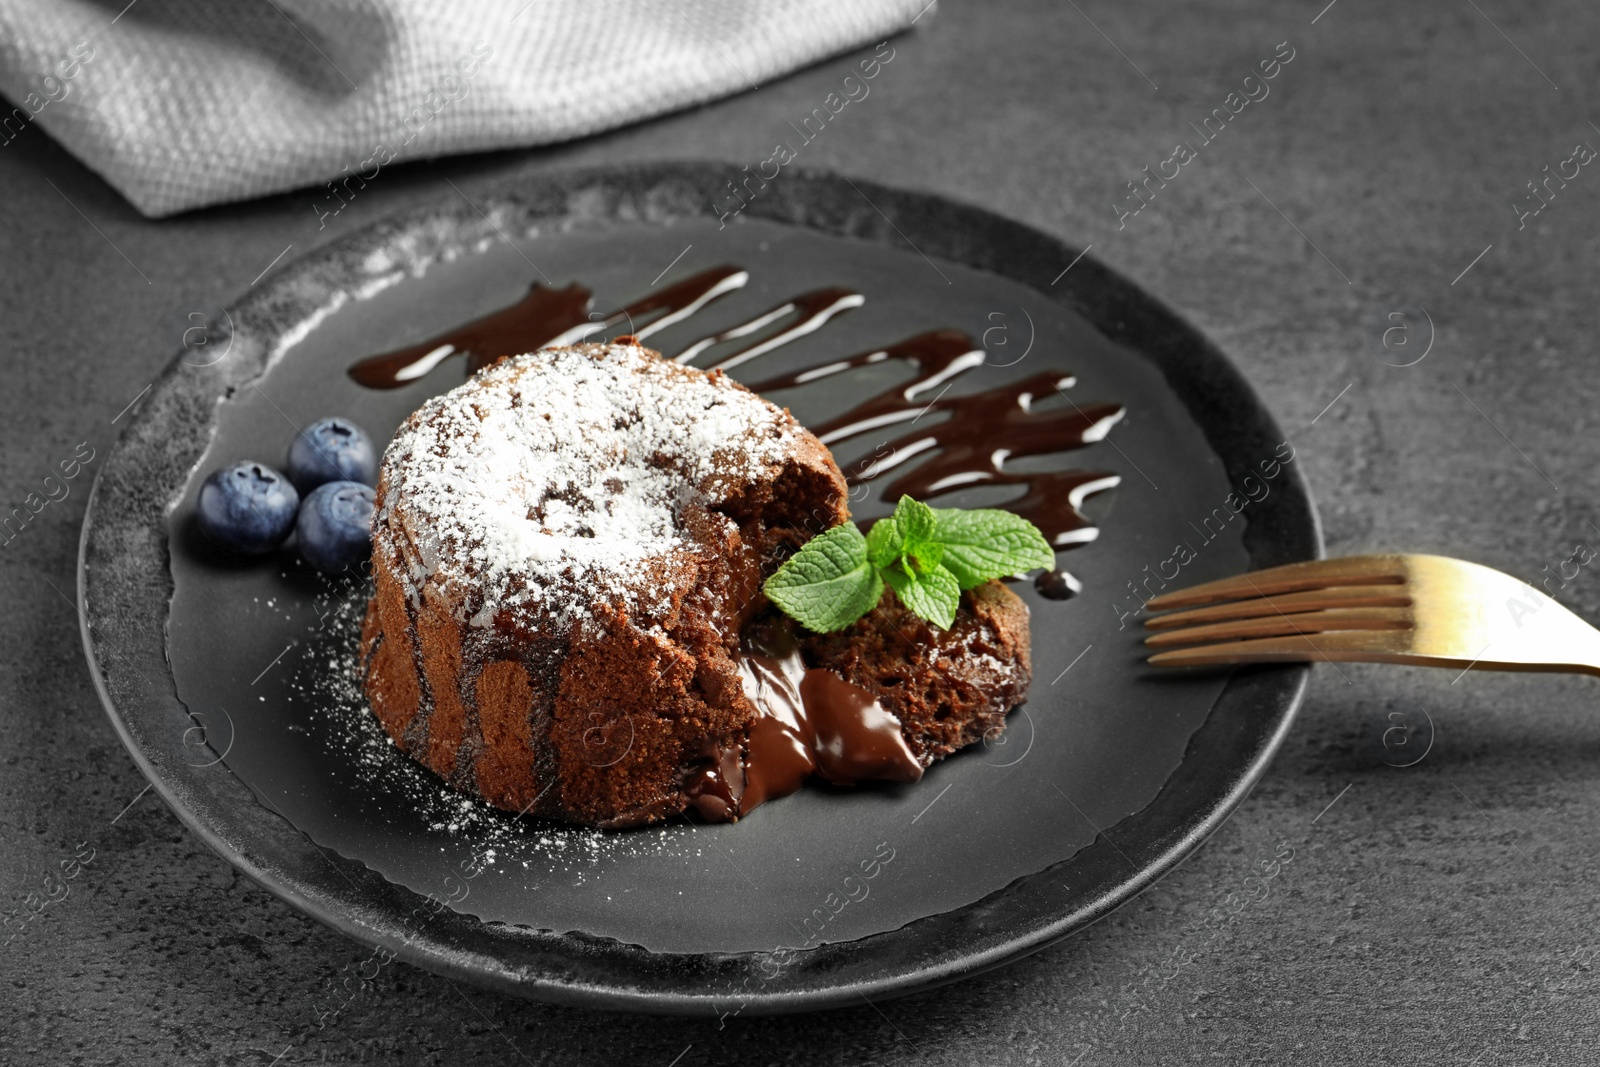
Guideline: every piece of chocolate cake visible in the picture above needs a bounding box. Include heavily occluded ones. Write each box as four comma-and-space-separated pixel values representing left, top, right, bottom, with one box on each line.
799, 580, 1033, 763
360, 341, 1033, 827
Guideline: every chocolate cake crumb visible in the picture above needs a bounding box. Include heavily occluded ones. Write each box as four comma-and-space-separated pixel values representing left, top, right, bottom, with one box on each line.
800, 582, 1033, 764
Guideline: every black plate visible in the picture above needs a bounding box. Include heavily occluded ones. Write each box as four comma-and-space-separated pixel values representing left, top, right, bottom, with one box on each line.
78, 161, 1319, 1014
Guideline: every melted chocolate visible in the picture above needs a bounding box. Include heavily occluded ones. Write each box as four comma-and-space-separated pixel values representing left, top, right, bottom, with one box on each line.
734, 640, 816, 813
800, 670, 924, 786
687, 617, 923, 821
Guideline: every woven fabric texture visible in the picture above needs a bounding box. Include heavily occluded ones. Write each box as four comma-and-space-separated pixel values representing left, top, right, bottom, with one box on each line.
0, 0, 927, 216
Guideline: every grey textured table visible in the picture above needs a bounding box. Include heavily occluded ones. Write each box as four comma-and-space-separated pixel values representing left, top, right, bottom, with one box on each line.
5, 1, 1599, 1062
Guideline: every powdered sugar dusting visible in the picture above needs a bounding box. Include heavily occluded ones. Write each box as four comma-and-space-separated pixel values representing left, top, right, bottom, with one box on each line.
375, 342, 800, 628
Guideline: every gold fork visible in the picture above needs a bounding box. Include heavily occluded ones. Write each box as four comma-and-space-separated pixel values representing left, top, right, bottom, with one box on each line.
1142, 553, 1600, 675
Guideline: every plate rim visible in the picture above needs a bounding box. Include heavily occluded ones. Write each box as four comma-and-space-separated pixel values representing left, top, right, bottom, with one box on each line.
78, 159, 1320, 1015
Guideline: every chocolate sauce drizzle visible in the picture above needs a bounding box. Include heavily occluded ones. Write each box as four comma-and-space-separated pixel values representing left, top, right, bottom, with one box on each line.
345, 265, 1124, 591
674, 288, 864, 371
347, 266, 749, 388
744, 334, 1124, 556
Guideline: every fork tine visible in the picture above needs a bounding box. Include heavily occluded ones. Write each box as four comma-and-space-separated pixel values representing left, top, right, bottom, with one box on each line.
1143, 607, 1412, 648
1143, 555, 1408, 611
1147, 628, 1416, 668
1144, 586, 1412, 630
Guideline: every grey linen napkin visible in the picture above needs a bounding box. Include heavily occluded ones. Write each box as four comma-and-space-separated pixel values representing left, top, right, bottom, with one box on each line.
0, 0, 930, 217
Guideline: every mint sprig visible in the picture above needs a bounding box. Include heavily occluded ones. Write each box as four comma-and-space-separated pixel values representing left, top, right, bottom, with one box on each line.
762, 496, 1056, 632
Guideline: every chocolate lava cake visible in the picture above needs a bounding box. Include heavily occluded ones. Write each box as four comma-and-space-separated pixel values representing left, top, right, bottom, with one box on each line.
360, 341, 1032, 827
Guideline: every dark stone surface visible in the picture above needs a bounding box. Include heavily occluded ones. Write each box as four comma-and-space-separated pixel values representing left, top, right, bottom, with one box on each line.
4, 0, 1599, 1062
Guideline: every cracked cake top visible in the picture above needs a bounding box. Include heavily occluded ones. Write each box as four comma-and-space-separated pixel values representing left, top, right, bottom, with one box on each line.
372, 342, 806, 629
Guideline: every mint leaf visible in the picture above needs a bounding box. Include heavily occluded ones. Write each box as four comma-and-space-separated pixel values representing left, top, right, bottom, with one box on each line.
761, 497, 1055, 635
904, 537, 943, 574
865, 518, 902, 569
884, 561, 961, 630
892, 495, 938, 551
932, 507, 1056, 589
763, 522, 883, 633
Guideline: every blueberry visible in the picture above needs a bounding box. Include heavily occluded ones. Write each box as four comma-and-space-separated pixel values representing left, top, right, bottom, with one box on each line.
196, 462, 299, 554
286, 417, 377, 493
296, 480, 375, 574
